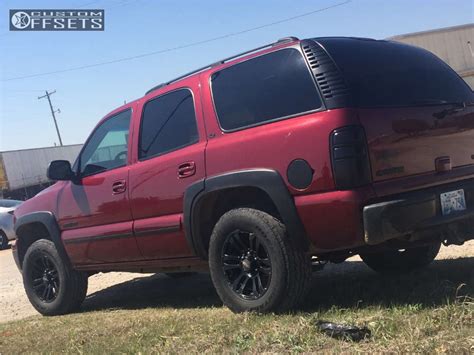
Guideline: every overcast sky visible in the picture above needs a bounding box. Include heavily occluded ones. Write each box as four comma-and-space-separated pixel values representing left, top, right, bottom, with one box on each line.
1, 0, 473, 151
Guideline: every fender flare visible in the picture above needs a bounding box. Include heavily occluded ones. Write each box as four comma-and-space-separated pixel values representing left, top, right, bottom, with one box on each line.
183, 169, 309, 259
14, 211, 71, 268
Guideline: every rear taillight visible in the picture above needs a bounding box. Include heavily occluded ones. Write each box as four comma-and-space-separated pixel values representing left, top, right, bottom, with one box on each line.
330, 125, 371, 189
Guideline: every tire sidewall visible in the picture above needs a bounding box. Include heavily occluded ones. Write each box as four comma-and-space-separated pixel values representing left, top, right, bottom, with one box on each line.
22, 240, 70, 315
0, 231, 7, 250
361, 242, 441, 273
209, 209, 288, 312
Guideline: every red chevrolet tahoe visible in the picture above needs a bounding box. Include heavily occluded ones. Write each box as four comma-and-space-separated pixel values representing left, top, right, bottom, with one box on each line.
13, 36, 474, 315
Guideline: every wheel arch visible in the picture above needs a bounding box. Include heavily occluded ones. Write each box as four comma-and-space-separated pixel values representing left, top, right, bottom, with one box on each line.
14, 211, 70, 269
183, 169, 309, 259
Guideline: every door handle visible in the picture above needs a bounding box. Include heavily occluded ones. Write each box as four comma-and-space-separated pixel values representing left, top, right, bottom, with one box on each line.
112, 180, 127, 194
178, 161, 196, 178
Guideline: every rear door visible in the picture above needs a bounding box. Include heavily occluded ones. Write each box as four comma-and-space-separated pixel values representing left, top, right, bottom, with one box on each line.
129, 79, 206, 259
318, 38, 474, 184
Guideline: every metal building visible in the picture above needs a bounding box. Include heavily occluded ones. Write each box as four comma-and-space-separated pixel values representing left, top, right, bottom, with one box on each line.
0, 144, 82, 199
391, 23, 474, 89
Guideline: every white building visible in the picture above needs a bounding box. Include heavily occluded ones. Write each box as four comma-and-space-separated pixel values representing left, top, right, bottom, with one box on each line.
391, 23, 474, 89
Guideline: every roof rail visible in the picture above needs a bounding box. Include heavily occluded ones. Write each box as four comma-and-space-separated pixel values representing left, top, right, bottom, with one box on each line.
145, 36, 299, 95
276, 36, 299, 43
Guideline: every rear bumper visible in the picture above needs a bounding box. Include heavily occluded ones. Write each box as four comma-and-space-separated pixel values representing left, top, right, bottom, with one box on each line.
295, 186, 376, 251
364, 178, 474, 245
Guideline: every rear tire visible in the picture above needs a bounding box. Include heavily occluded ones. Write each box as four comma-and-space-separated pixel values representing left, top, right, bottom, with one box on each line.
208, 208, 311, 313
165, 272, 197, 278
360, 242, 441, 273
0, 231, 8, 250
22, 239, 88, 316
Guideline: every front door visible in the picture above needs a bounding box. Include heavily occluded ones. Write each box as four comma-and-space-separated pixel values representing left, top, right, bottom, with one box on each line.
58, 108, 142, 265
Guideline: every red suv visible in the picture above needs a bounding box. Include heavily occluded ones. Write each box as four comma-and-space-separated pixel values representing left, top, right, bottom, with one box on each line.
13, 36, 474, 315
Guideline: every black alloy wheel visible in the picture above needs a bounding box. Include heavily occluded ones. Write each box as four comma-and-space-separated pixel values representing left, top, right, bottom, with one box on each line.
221, 229, 272, 300
22, 239, 88, 316
30, 254, 60, 303
208, 208, 312, 313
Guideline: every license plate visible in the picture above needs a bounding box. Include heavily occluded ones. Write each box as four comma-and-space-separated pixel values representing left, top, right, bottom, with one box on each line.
440, 189, 466, 216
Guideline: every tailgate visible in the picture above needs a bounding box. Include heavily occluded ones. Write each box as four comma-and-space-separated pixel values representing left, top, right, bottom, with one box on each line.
360, 105, 474, 181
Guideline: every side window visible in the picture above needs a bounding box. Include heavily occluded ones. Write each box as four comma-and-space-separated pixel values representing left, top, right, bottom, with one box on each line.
211, 48, 322, 131
79, 109, 131, 176
139, 89, 198, 160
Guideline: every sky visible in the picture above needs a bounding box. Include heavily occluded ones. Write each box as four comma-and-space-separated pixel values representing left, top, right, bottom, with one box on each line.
0, 0, 473, 151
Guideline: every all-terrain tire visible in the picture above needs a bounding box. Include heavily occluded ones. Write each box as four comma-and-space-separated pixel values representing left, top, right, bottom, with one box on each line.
165, 272, 197, 278
208, 208, 311, 313
0, 231, 8, 250
22, 239, 88, 316
360, 242, 441, 273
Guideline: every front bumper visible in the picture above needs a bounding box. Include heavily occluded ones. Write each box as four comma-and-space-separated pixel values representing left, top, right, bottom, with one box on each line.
12, 241, 21, 270
364, 178, 474, 245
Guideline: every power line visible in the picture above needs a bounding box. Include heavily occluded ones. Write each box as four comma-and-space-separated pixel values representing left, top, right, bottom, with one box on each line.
2, 1, 351, 82
3, 89, 52, 92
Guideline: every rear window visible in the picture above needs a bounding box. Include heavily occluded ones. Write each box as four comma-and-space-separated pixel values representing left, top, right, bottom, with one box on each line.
211, 48, 322, 131
318, 38, 473, 107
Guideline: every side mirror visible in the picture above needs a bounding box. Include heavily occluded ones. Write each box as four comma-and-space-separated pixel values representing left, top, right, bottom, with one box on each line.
47, 160, 74, 181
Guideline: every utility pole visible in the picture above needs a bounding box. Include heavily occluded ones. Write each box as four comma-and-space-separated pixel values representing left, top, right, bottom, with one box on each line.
38, 90, 63, 146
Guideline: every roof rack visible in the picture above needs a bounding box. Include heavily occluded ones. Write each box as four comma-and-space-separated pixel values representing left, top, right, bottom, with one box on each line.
145, 36, 299, 95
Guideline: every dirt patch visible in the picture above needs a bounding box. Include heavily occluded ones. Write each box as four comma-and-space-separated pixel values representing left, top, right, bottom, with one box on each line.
1, 241, 472, 323
0, 251, 151, 323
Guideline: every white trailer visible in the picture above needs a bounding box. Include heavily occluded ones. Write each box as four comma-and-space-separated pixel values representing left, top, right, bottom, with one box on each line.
0, 144, 82, 193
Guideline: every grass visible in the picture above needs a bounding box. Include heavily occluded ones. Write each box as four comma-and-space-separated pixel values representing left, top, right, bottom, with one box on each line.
1, 257, 473, 353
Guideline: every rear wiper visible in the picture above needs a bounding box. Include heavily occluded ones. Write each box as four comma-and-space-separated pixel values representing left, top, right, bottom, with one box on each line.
410, 99, 455, 106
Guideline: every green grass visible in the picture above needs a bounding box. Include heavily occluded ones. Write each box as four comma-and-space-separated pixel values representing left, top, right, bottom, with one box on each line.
1, 257, 473, 353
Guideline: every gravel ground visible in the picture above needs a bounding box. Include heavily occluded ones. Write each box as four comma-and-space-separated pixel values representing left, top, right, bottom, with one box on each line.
1, 241, 473, 323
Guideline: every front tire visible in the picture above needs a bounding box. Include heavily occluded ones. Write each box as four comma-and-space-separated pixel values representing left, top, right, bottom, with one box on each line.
360, 242, 441, 273
22, 239, 88, 316
208, 208, 311, 313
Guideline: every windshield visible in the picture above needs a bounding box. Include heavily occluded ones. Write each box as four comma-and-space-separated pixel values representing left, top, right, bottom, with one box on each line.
317, 38, 473, 108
